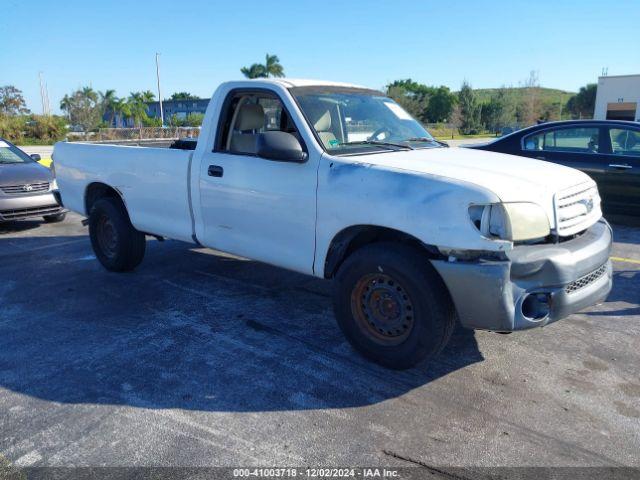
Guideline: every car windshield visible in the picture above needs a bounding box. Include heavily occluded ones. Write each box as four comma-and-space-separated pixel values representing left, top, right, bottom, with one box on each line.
290, 86, 440, 155
0, 139, 34, 165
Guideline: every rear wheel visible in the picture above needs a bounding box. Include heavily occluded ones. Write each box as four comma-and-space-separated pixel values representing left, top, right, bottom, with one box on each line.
333, 242, 455, 369
43, 212, 66, 223
89, 197, 146, 272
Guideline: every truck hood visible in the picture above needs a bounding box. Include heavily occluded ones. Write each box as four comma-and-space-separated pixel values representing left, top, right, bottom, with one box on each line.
343, 146, 594, 204
0, 161, 53, 186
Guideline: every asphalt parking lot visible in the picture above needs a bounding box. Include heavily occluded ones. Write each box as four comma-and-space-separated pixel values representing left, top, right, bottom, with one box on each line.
0, 212, 639, 472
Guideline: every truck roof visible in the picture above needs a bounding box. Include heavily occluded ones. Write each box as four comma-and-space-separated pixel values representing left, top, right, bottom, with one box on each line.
236, 78, 371, 90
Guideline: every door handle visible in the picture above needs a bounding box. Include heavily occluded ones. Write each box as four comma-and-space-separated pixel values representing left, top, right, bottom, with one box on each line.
208, 165, 224, 177
536, 156, 546, 160
608, 164, 632, 170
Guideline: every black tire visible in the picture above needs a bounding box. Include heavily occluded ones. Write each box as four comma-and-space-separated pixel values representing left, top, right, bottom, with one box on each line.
333, 242, 455, 370
43, 212, 66, 223
88, 197, 146, 272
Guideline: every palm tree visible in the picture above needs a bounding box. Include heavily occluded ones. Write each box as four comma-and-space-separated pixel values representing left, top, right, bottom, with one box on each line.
59, 94, 72, 118
100, 89, 118, 127
264, 54, 284, 77
127, 92, 148, 128
141, 90, 155, 103
81, 86, 98, 103
240, 63, 267, 79
240, 53, 285, 79
112, 98, 130, 128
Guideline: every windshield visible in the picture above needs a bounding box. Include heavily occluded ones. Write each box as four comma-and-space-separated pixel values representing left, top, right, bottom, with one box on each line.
290, 86, 439, 155
0, 139, 35, 165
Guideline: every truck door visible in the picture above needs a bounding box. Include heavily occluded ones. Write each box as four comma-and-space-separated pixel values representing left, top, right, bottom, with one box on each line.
196, 89, 319, 275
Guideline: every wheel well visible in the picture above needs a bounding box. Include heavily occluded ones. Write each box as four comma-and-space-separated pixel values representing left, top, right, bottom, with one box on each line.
323, 225, 443, 279
84, 183, 125, 216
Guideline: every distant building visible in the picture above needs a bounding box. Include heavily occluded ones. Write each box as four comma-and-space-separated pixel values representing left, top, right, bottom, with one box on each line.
102, 98, 210, 127
594, 74, 640, 121
147, 98, 210, 122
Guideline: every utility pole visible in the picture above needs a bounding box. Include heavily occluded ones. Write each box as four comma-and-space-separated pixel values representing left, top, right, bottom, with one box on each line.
156, 53, 164, 126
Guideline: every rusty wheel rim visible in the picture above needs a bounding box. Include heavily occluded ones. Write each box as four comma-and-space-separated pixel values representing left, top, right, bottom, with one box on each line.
96, 215, 118, 259
351, 273, 415, 345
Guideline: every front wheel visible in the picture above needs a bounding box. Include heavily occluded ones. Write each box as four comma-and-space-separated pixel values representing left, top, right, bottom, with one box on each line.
89, 198, 146, 272
333, 242, 455, 370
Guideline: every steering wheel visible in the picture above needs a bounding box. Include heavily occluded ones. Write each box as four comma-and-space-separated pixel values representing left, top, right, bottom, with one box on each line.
368, 127, 393, 141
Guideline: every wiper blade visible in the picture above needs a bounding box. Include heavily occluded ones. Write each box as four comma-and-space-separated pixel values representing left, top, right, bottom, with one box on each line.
340, 140, 414, 150
404, 137, 449, 147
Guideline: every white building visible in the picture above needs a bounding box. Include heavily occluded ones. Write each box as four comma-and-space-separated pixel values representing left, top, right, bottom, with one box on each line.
594, 74, 640, 121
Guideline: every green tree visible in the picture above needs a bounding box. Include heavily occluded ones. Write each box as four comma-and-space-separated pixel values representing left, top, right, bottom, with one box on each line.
385, 79, 431, 122
60, 86, 102, 131
386, 85, 427, 122
112, 98, 130, 128
264, 54, 284, 77
386, 80, 456, 123
566, 83, 597, 119
425, 86, 456, 123
170, 92, 198, 100
240, 64, 267, 79
100, 89, 119, 127
127, 92, 152, 127
458, 81, 481, 134
0, 86, 30, 115
482, 87, 516, 133
241, 53, 285, 78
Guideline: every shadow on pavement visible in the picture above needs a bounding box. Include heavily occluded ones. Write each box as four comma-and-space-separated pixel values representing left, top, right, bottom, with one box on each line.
0, 235, 484, 412
585, 269, 640, 317
0, 219, 42, 234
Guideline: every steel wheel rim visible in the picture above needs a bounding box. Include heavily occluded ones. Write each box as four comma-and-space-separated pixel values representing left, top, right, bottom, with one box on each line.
96, 215, 118, 259
351, 273, 415, 345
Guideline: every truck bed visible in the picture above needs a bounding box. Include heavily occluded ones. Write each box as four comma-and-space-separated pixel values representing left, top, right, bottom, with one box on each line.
53, 142, 196, 243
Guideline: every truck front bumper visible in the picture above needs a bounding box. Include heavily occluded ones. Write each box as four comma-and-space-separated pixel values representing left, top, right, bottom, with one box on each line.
431, 220, 613, 332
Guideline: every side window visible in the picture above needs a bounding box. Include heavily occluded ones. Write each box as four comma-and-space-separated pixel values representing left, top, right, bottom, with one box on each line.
524, 128, 600, 153
609, 128, 640, 156
219, 93, 298, 155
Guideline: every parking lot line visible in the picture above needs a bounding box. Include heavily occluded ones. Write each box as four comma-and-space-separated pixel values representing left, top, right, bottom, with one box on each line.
610, 256, 640, 265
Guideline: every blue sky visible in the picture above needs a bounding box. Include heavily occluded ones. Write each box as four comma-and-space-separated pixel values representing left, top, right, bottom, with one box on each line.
3, 0, 640, 113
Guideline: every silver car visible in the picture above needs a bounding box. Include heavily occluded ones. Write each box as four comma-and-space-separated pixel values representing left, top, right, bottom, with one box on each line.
0, 138, 65, 223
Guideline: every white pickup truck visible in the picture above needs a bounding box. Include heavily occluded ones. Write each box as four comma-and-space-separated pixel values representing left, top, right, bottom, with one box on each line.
53, 79, 613, 369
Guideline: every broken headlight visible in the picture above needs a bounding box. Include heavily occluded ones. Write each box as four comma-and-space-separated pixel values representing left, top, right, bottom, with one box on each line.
468, 203, 550, 242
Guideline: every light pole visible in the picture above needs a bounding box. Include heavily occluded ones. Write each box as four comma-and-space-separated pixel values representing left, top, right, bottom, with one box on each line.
156, 53, 164, 126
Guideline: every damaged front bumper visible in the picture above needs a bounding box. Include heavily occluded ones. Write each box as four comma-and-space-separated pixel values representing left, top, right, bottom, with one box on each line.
431, 219, 613, 332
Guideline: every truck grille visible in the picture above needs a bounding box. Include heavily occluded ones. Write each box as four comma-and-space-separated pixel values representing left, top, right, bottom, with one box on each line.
1, 182, 50, 195
0, 205, 62, 220
554, 183, 601, 237
565, 263, 608, 294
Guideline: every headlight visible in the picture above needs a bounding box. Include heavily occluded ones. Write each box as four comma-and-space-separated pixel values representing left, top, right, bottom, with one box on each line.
469, 202, 550, 242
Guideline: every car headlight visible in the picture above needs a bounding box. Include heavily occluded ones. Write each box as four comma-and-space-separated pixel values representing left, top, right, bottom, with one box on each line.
468, 202, 550, 242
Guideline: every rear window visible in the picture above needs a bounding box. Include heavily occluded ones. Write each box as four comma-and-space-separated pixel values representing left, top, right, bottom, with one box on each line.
609, 128, 640, 156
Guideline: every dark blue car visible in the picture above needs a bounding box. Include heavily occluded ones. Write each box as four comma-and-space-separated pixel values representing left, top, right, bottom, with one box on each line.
466, 120, 640, 219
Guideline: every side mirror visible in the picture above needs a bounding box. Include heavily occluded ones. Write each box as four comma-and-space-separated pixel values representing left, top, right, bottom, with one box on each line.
30, 153, 41, 161
257, 131, 307, 163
